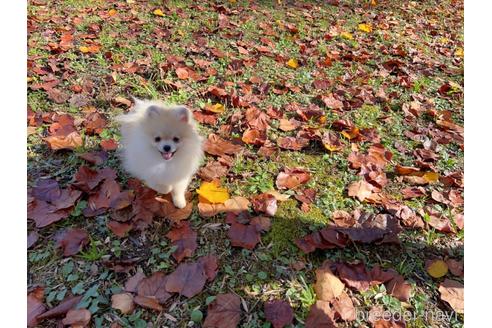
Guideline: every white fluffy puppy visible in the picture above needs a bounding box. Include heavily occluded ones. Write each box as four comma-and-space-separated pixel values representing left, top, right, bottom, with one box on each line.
116, 99, 203, 208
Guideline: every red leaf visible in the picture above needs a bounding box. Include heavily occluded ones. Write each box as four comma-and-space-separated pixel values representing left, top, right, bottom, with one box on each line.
137, 272, 172, 303
176, 67, 189, 79
37, 295, 82, 320
194, 111, 218, 125
108, 221, 133, 237
305, 300, 337, 328
125, 272, 146, 293
204, 133, 243, 157
54, 228, 89, 256
27, 231, 39, 249
198, 161, 229, 181
79, 151, 108, 165
165, 255, 218, 298
133, 295, 163, 311
251, 193, 277, 216
62, 309, 91, 326
227, 220, 260, 250
242, 128, 266, 145
203, 293, 241, 328
83, 179, 121, 217
27, 287, 46, 327
264, 300, 294, 328
276, 167, 311, 189
101, 139, 118, 151
166, 221, 197, 263
73, 166, 117, 193
27, 199, 70, 228
277, 136, 309, 150
83, 112, 107, 135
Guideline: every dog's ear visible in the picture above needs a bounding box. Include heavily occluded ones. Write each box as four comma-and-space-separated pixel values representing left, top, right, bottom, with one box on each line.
173, 106, 190, 123
147, 105, 162, 117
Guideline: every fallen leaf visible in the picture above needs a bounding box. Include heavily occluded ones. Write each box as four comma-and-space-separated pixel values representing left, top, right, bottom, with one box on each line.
314, 264, 345, 301
204, 103, 225, 113
203, 293, 241, 328
204, 134, 243, 157
176, 67, 189, 79
165, 255, 218, 298
439, 279, 464, 314
264, 300, 294, 328
37, 295, 83, 320
27, 287, 46, 327
73, 166, 117, 193
27, 231, 39, 249
125, 272, 146, 293
358, 23, 372, 33
166, 221, 197, 263
340, 31, 354, 40
101, 139, 118, 151
79, 151, 108, 165
286, 58, 299, 68
197, 181, 230, 204
322, 132, 343, 152
111, 293, 135, 314
347, 180, 376, 201
446, 259, 464, 277
251, 193, 277, 216
305, 300, 337, 328
331, 292, 356, 321
276, 167, 311, 189
107, 221, 133, 238
426, 259, 449, 278
62, 309, 91, 326
227, 214, 261, 250
153, 8, 165, 16
242, 129, 266, 145
54, 228, 89, 256
277, 136, 309, 151
199, 161, 229, 181
137, 272, 172, 304
133, 295, 163, 311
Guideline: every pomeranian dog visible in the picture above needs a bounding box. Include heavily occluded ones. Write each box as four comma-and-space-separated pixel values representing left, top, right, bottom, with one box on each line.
116, 98, 203, 208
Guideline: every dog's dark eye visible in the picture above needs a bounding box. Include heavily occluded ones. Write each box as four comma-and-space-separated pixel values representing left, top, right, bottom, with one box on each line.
154, 136, 161, 142
173, 137, 180, 143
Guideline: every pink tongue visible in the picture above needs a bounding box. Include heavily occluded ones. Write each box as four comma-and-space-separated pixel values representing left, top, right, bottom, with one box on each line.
162, 152, 173, 160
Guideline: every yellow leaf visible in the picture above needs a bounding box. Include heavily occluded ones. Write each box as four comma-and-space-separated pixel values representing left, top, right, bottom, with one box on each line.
323, 144, 340, 152
108, 9, 117, 16
196, 181, 230, 204
454, 47, 464, 58
318, 115, 327, 124
27, 77, 33, 83
422, 171, 439, 183
370, 0, 377, 6
341, 127, 360, 140
286, 58, 299, 69
427, 260, 449, 278
79, 46, 90, 53
358, 23, 372, 33
206, 103, 225, 113
229, 0, 237, 3
340, 32, 354, 40
153, 9, 165, 17
126, 0, 135, 3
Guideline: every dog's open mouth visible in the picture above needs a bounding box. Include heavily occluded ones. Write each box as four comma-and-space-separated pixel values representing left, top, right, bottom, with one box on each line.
160, 151, 176, 160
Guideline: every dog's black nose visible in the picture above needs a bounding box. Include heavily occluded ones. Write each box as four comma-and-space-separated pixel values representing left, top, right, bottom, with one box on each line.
163, 145, 171, 152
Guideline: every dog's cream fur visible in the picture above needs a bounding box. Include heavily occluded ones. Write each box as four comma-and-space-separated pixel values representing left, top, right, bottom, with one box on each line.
116, 99, 203, 208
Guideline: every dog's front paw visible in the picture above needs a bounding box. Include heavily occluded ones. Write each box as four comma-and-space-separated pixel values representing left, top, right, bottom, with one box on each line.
173, 197, 187, 209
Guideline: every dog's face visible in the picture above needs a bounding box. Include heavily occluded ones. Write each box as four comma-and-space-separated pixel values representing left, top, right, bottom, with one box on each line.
141, 105, 193, 161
